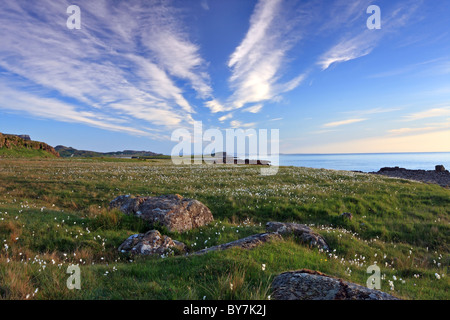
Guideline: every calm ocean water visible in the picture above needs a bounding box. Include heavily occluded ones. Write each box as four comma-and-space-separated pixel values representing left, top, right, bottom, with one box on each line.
277, 152, 450, 173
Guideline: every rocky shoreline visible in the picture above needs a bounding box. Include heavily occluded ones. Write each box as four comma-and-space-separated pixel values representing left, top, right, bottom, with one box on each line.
368, 165, 450, 188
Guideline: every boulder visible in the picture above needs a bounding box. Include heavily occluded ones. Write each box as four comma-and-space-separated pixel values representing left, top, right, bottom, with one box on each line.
118, 230, 186, 256
110, 194, 214, 233
194, 233, 282, 255
271, 269, 399, 300
435, 165, 446, 173
266, 222, 329, 250
193, 221, 329, 255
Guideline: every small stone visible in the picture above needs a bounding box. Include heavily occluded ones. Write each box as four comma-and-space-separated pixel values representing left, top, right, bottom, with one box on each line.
341, 212, 353, 220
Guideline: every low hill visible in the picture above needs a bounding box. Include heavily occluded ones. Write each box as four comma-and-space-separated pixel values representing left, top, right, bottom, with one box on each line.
0, 133, 59, 158
55, 145, 162, 158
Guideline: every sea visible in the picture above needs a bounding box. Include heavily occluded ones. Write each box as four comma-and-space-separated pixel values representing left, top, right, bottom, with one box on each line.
277, 152, 450, 173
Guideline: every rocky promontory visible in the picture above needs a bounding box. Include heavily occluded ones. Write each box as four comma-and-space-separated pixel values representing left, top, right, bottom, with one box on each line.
370, 165, 450, 188
0, 133, 60, 158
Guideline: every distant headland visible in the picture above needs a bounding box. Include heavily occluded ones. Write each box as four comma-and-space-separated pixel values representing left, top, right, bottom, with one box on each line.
54, 145, 163, 158
0, 133, 59, 158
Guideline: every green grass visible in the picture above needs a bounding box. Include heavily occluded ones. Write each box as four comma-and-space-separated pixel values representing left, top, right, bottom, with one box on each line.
0, 158, 448, 299
0, 147, 57, 158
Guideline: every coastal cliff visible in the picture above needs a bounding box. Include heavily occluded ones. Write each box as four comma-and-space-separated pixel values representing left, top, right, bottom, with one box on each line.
0, 133, 59, 158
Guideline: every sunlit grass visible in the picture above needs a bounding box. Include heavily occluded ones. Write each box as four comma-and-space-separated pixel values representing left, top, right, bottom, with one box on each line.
0, 158, 448, 299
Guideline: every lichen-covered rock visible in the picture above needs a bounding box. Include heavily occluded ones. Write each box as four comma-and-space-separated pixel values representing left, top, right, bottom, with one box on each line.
271, 269, 399, 300
266, 222, 329, 250
194, 233, 282, 255
110, 194, 214, 232
118, 230, 186, 256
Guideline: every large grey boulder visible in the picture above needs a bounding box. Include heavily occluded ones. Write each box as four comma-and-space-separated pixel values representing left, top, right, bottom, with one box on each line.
266, 222, 329, 250
110, 194, 214, 233
118, 230, 186, 256
271, 269, 399, 300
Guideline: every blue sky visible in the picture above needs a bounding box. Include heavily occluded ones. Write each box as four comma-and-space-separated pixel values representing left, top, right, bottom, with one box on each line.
0, 0, 449, 154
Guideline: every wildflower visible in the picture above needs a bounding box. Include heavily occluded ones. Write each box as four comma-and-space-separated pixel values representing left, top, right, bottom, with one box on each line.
388, 280, 394, 291
261, 264, 266, 271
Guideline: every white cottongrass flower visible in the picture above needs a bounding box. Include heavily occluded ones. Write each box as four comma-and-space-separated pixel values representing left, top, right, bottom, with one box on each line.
388, 280, 394, 290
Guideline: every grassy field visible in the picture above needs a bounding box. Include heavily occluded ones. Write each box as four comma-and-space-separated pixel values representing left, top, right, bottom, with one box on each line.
0, 158, 448, 300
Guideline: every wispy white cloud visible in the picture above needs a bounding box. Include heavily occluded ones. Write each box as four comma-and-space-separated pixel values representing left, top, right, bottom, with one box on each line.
218, 113, 233, 122
224, 0, 307, 110
403, 107, 450, 121
0, 83, 160, 138
310, 129, 338, 135
388, 123, 450, 135
341, 107, 402, 116
318, 1, 422, 70
205, 99, 226, 113
0, 0, 208, 136
368, 58, 450, 79
243, 104, 263, 114
318, 31, 377, 70
322, 118, 367, 128
230, 120, 256, 128
139, 16, 212, 99
200, 0, 210, 11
